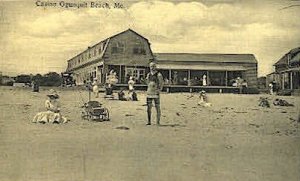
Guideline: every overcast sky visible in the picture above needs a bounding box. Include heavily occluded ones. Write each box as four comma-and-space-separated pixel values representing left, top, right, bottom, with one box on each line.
0, 0, 299, 76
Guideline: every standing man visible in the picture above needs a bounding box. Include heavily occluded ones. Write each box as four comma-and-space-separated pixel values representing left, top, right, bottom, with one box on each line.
146, 62, 164, 125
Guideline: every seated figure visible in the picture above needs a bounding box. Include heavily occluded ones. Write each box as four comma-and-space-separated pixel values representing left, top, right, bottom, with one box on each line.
198, 90, 212, 107
32, 89, 68, 124
118, 89, 127, 101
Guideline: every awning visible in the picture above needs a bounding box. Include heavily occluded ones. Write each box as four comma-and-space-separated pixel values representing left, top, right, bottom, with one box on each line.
280, 67, 300, 73
105, 58, 150, 66
157, 64, 247, 71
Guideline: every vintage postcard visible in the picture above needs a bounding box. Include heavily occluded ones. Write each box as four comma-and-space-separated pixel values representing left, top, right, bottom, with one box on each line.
0, 0, 299, 181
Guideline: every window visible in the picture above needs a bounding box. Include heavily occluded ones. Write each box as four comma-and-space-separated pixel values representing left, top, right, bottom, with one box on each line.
209, 71, 226, 86
133, 46, 146, 55
125, 67, 146, 83
112, 46, 118, 54
111, 42, 125, 54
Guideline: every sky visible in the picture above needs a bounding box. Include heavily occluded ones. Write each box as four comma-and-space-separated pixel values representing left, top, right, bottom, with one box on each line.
0, 0, 299, 76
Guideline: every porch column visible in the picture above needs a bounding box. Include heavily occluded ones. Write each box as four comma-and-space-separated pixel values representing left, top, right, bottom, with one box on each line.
282, 73, 285, 90
290, 72, 293, 90
206, 70, 209, 86
119, 65, 122, 84
169, 69, 172, 84
188, 70, 191, 86
225, 71, 228, 86
103, 63, 107, 84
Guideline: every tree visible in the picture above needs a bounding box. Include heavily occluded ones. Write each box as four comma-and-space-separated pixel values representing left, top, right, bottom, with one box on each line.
15, 74, 31, 83
41, 72, 62, 86
32, 74, 43, 84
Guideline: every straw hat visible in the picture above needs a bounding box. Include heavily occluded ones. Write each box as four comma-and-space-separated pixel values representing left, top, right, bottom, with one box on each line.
47, 89, 59, 99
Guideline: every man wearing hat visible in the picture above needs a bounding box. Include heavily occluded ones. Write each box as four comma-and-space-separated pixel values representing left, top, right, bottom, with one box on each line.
146, 62, 164, 125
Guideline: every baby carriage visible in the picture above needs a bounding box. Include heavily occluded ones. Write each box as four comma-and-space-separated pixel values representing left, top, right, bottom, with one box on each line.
81, 101, 110, 121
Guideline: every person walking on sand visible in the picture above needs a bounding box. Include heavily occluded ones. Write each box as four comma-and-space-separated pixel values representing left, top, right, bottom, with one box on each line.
146, 62, 164, 125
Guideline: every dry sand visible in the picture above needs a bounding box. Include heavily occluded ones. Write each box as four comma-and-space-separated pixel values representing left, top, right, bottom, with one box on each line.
0, 86, 299, 181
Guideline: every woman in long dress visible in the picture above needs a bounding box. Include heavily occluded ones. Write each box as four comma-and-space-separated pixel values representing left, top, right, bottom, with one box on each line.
32, 89, 68, 124
202, 74, 207, 86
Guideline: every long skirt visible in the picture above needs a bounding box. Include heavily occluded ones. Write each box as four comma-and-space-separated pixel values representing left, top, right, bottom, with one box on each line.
32, 111, 68, 124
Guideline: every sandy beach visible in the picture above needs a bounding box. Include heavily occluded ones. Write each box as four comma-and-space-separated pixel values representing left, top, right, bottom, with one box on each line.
0, 86, 299, 181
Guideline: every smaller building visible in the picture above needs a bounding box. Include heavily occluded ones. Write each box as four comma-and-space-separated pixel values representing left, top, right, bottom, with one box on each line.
272, 47, 300, 90
155, 53, 258, 88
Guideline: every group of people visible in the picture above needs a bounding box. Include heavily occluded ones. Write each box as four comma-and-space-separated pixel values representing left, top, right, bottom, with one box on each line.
117, 76, 138, 101
32, 62, 213, 126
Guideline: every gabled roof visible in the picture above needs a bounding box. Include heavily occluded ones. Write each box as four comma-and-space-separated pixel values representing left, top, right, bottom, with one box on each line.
154, 53, 257, 64
274, 47, 300, 66
68, 29, 149, 62
87, 29, 149, 50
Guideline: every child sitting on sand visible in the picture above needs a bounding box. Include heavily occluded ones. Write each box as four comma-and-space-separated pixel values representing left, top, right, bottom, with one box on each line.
198, 90, 212, 107
32, 89, 68, 124
118, 89, 127, 101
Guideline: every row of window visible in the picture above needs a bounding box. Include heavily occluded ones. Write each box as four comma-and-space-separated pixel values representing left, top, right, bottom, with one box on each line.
111, 41, 146, 55
68, 41, 148, 70
68, 42, 106, 69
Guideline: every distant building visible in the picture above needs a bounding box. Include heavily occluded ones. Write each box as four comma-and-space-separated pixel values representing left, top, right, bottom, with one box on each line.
65, 29, 258, 91
271, 47, 300, 90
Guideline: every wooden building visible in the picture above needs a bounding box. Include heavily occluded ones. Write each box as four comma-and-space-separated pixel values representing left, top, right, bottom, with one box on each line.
66, 29, 154, 85
65, 29, 258, 92
271, 47, 300, 91
155, 53, 258, 88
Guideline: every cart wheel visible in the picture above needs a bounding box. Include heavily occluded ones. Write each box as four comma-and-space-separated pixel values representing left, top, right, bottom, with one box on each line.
86, 112, 93, 121
81, 112, 88, 120
103, 108, 110, 121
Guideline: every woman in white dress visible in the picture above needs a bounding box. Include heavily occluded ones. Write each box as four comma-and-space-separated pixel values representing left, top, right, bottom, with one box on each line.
202, 74, 207, 86
32, 89, 68, 124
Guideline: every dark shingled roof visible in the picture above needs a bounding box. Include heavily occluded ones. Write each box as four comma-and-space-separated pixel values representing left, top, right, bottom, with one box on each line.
154, 53, 257, 64
274, 47, 300, 66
